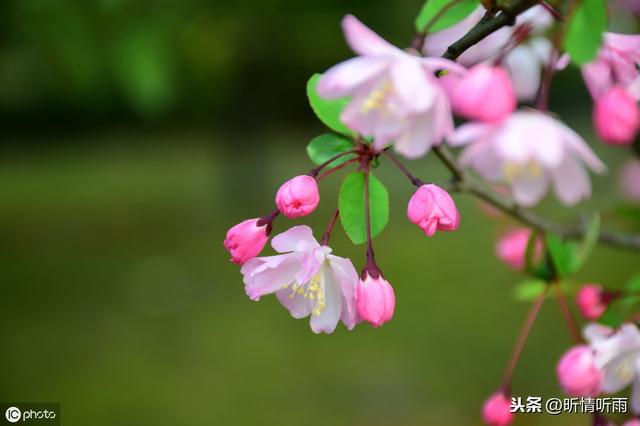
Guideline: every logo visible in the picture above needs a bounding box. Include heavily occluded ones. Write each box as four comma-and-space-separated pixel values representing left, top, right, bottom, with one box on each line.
5, 407, 21, 423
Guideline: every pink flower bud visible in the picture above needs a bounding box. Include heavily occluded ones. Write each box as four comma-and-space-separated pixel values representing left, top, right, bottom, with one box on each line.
407, 184, 460, 237
356, 272, 395, 328
619, 159, 640, 202
624, 420, 640, 426
576, 284, 607, 320
453, 64, 517, 122
557, 345, 603, 397
594, 86, 640, 145
482, 392, 514, 426
495, 228, 542, 271
224, 219, 268, 265
275, 175, 320, 218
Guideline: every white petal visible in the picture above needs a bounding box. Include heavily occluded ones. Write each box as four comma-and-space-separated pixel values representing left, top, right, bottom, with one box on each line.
390, 58, 434, 112
271, 225, 319, 253
551, 155, 591, 206
510, 170, 550, 206
310, 265, 343, 334
276, 289, 312, 319
317, 56, 390, 98
342, 14, 400, 56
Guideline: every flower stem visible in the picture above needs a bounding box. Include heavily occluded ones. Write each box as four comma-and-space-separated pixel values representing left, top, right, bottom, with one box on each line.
412, 0, 466, 51
317, 158, 359, 181
309, 150, 359, 178
382, 150, 425, 187
362, 161, 380, 278
501, 287, 548, 392
554, 282, 582, 344
257, 209, 280, 234
321, 209, 340, 246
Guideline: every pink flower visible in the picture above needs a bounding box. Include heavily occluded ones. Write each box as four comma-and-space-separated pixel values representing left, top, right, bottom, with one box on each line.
407, 184, 460, 236
224, 219, 269, 264
619, 159, 640, 202
624, 420, 640, 426
355, 272, 395, 328
594, 86, 640, 145
449, 110, 607, 206
482, 392, 514, 426
452, 64, 516, 122
424, 6, 555, 102
557, 345, 603, 397
577, 284, 607, 320
241, 226, 359, 334
582, 33, 640, 100
584, 323, 640, 414
317, 15, 465, 159
275, 175, 320, 218
495, 228, 542, 271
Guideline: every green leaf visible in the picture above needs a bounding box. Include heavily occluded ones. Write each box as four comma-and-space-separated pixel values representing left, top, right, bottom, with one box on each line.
339, 172, 390, 245
415, 0, 478, 33
573, 214, 600, 273
513, 279, 547, 302
626, 273, 640, 293
306, 74, 351, 135
306, 134, 356, 167
565, 0, 607, 65
545, 234, 577, 279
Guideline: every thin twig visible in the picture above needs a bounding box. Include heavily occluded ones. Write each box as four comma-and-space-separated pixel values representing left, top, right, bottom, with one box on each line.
321, 209, 340, 246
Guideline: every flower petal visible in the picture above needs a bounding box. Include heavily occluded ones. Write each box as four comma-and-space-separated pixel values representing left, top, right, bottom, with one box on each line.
271, 225, 320, 253
276, 288, 312, 319
390, 58, 434, 112
242, 253, 303, 301
317, 56, 390, 98
327, 255, 360, 330
310, 265, 343, 334
342, 14, 399, 56
551, 155, 591, 206
510, 170, 550, 206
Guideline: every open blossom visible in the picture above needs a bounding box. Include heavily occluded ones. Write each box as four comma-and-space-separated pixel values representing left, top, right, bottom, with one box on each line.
496, 228, 542, 271
241, 226, 359, 334
619, 159, 640, 202
557, 345, 603, 397
452, 64, 516, 122
582, 33, 640, 100
275, 175, 320, 218
407, 184, 460, 236
576, 284, 607, 320
449, 110, 607, 206
317, 15, 465, 159
482, 392, 514, 426
356, 272, 395, 328
584, 323, 640, 413
424, 6, 555, 101
224, 219, 269, 264
593, 86, 640, 145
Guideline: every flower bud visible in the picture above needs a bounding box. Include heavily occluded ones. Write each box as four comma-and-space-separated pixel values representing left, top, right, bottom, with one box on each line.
356, 272, 395, 328
495, 228, 542, 271
594, 86, 640, 145
275, 175, 320, 218
453, 64, 516, 122
224, 219, 268, 265
557, 345, 603, 397
576, 284, 607, 320
482, 392, 514, 426
407, 184, 460, 237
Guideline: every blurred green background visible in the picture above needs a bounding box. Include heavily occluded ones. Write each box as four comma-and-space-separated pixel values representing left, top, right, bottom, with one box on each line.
1, 1, 638, 425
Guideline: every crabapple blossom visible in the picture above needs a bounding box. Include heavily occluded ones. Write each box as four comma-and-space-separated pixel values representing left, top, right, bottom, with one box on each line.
582, 33, 640, 100
619, 159, 640, 202
224, 219, 269, 264
482, 392, 514, 426
451, 64, 516, 122
624, 420, 640, 426
449, 110, 607, 206
424, 5, 555, 101
355, 272, 395, 328
556, 345, 603, 397
275, 175, 320, 218
576, 284, 608, 321
593, 86, 640, 145
241, 226, 359, 334
584, 323, 640, 413
407, 184, 460, 237
317, 15, 466, 159
495, 228, 542, 271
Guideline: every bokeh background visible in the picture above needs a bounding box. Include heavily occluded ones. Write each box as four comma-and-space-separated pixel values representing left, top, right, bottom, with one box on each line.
1, 1, 639, 425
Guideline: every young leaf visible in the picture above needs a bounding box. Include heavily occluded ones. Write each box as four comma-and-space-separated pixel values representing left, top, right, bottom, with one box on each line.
545, 234, 577, 279
513, 280, 547, 302
626, 273, 640, 293
573, 213, 600, 273
306, 74, 351, 135
565, 0, 607, 65
415, 0, 477, 33
339, 172, 390, 245
307, 134, 356, 167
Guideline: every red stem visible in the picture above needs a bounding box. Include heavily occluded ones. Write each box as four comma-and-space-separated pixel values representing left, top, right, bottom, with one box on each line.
554, 283, 582, 344
382, 150, 425, 187
321, 209, 340, 246
316, 158, 359, 181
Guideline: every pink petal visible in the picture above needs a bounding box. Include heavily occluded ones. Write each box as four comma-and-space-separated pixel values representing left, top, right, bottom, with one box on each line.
276, 288, 312, 319
342, 14, 399, 57
241, 253, 303, 301
510, 171, 550, 206
390, 58, 434, 112
551, 155, 591, 206
271, 225, 319, 254
317, 56, 390, 98
310, 267, 342, 334
327, 255, 360, 330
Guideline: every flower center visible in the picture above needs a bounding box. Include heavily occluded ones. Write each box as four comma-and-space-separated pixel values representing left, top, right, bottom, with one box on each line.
502, 161, 542, 182
283, 274, 326, 316
361, 80, 397, 116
